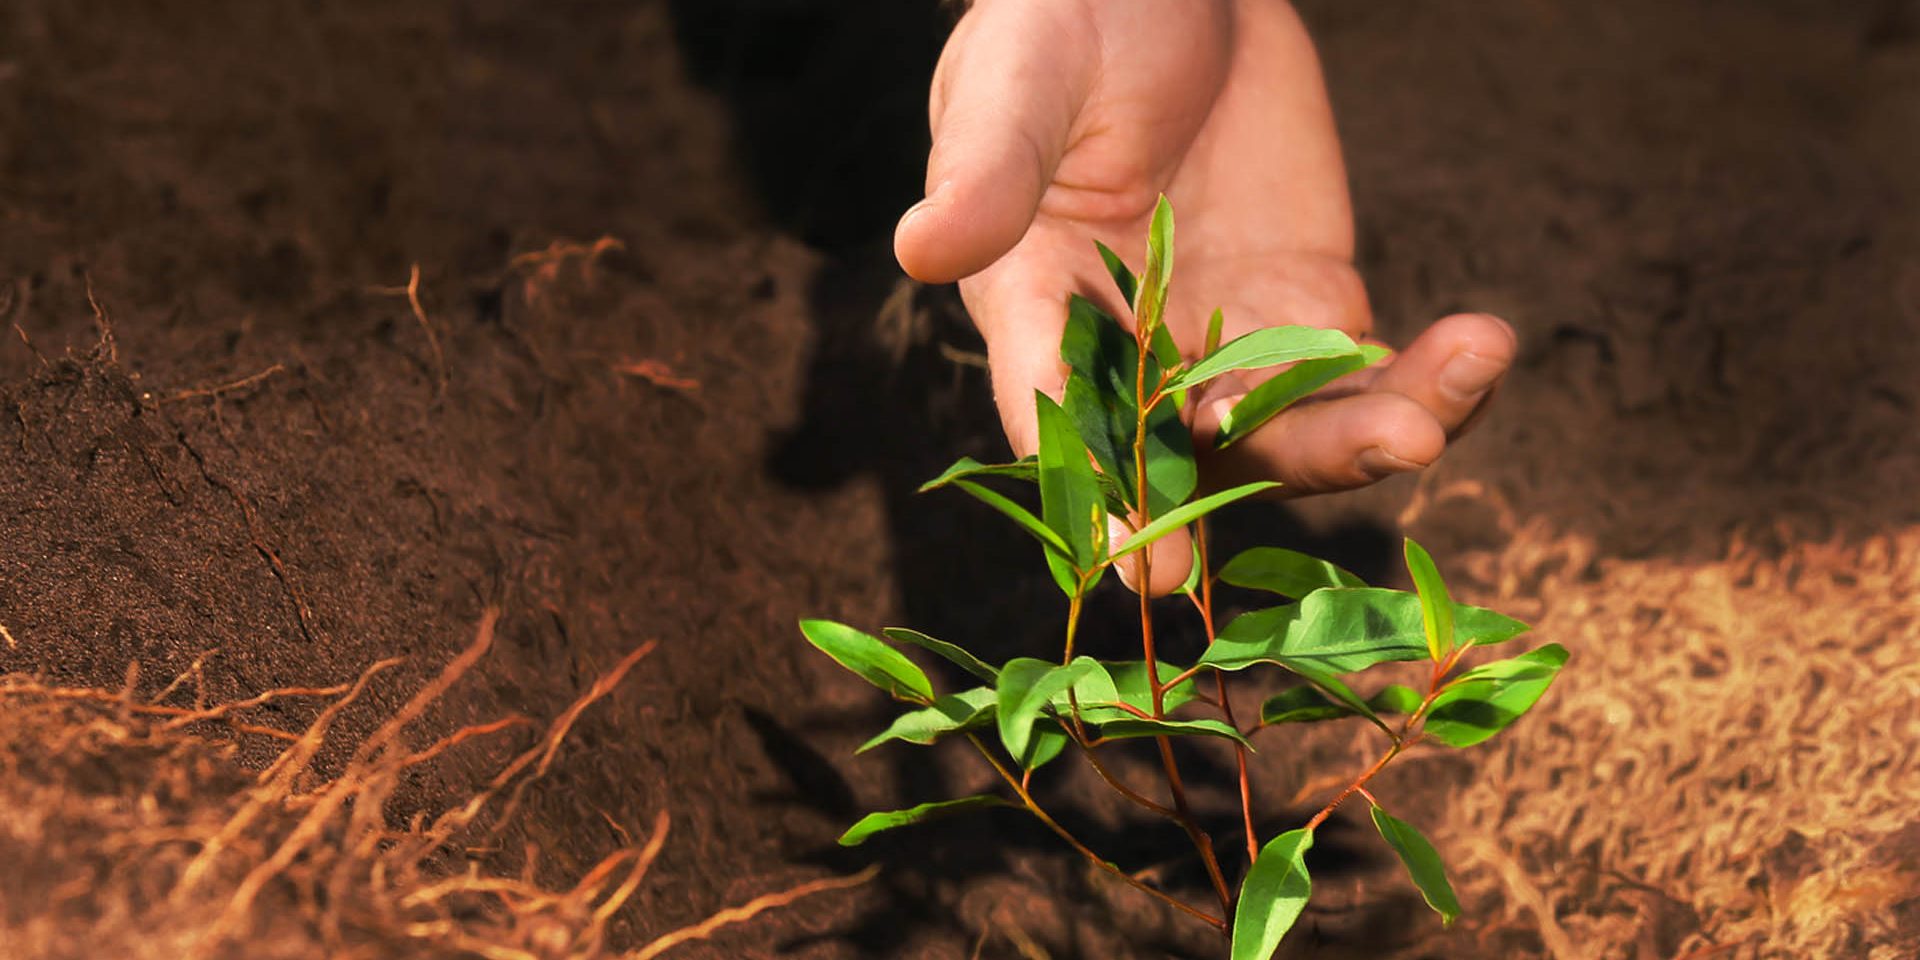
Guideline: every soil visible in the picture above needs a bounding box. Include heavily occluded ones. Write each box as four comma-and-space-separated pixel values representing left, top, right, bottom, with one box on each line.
2, 1, 1917, 959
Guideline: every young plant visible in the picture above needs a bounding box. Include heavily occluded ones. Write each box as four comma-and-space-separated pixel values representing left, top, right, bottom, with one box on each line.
801, 199, 1565, 957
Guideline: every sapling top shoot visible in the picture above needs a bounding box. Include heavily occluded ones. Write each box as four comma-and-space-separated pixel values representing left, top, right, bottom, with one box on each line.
801, 199, 1564, 957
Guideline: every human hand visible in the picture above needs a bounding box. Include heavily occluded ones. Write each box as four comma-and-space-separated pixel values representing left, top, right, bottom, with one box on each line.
895, 0, 1515, 594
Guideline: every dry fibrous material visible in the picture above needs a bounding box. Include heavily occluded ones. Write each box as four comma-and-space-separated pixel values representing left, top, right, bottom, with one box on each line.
1441, 524, 1920, 960
0, 610, 868, 960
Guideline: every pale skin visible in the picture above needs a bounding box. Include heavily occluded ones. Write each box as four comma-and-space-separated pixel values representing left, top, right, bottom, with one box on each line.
894, 0, 1516, 594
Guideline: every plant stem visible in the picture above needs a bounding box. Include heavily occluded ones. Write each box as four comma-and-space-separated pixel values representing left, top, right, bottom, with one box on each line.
1302, 646, 1472, 833
1079, 743, 1179, 818
1131, 321, 1233, 918
967, 734, 1225, 932
1196, 519, 1259, 866
1063, 589, 1084, 665
1303, 742, 1402, 833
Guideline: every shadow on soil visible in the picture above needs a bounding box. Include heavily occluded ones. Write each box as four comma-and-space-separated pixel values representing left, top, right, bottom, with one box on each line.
669, 1, 1406, 954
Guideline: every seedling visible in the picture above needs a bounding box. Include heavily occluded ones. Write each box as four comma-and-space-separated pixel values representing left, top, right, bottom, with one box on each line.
802, 199, 1565, 956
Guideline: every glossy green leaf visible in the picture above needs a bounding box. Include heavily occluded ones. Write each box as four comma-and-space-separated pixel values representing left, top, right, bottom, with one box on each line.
1253, 670, 1411, 728
1424, 644, 1569, 747
1036, 391, 1103, 572
921, 454, 1125, 511
1215, 345, 1389, 448
997, 657, 1099, 768
948, 480, 1069, 556
1138, 196, 1175, 330
799, 619, 935, 702
1140, 401, 1199, 518
951, 479, 1076, 595
1093, 240, 1137, 308
1108, 481, 1282, 562
1259, 685, 1349, 725
1026, 721, 1071, 770
1149, 317, 1183, 373
1166, 326, 1359, 391
1278, 658, 1383, 727
1232, 828, 1314, 960
1404, 538, 1455, 662
1204, 307, 1225, 357
883, 627, 998, 683
919, 456, 1037, 492
1457, 603, 1533, 647
1217, 547, 1365, 599
1368, 684, 1423, 714
1201, 588, 1528, 676
838, 794, 1013, 846
1061, 659, 1199, 723
858, 688, 996, 752
1370, 806, 1461, 925
1095, 715, 1251, 747
1059, 296, 1196, 515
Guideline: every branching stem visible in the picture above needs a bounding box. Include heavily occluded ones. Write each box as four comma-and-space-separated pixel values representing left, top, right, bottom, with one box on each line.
967, 735, 1225, 931
1195, 519, 1259, 865
1132, 316, 1232, 917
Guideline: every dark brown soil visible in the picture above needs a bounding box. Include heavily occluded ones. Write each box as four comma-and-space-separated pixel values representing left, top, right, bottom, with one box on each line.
2, 1, 1917, 958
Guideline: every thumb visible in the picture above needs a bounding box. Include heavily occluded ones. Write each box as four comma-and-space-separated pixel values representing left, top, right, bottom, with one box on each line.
895, 2, 1097, 284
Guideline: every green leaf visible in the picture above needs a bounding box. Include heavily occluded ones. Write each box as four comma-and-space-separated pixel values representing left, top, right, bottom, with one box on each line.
1137, 196, 1175, 330
1061, 659, 1198, 723
1404, 538, 1455, 662
1141, 402, 1200, 518
1278, 658, 1381, 726
838, 795, 1013, 846
1149, 319, 1183, 372
1424, 644, 1569, 747
799, 619, 935, 702
1368, 684, 1423, 714
1370, 806, 1461, 925
1108, 481, 1282, 562
918, 456, 1037, 492
1204, 307, 1225, 357
1059, 297, 1196, 515
882, 627, 998, 683
997, 658, 1099, 768
1255, 671, 1407, 728
921, 455, 1126, 512
1457, 603, 1534, 647
1026, 722, 1070, 770
1232, 828, 1314, 960
1215, 345, 1389, 449
950, 479, 1077, 595
1093, 240, 1137, 309
1218, 547, 1365, 598
1095, 715, 1251, 747
1166, 326, 1360, 391
1200, 589, 1528, 676
1036, 391, 1103, 572
1259, 686, 1349, 725
858, 688, 997, 752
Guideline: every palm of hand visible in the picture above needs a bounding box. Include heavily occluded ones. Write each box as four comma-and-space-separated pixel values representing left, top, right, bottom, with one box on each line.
897, 0, 1515, 592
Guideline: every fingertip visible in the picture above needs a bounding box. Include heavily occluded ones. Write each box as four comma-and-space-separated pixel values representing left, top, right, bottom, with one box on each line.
1110, 521, 1194, 597
1366, 392, 1447, 468
893, 185, 961, 284
895, 175, 1042, 285
1431, 312, 1518, 363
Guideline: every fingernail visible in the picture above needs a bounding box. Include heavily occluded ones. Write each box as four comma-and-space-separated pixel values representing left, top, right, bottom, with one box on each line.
1356, 446, 1421, 480
904, 180, 952, 223
1438, 350, 1504, 403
